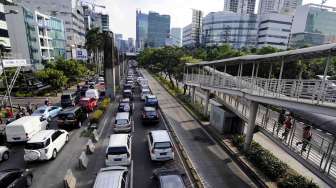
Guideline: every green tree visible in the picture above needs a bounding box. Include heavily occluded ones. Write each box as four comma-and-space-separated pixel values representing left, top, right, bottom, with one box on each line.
35, 68, 68, 90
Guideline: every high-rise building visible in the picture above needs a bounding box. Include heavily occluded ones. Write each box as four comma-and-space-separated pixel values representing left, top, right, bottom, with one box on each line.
170, 28, 182, 47
281, 0, 302, 15
19, 0, 86, 59
257, 13, 292, 49
258, 0, 282, 14
101, 14, 109, 32
224, 0, 256, 14
82, 4, 93, 31
136, 10, 148, 51
290, 4, 336, 48
0, 1, 11, 52
49, 16, 66, 58
182, 9, 202, 47
202, 11, 259, 48
127, 38, 135, 52
114, 33, 123, 51
147, 11, 170, 48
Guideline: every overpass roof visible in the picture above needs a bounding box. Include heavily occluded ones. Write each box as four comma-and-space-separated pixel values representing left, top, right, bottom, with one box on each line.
187, 43, 336, 67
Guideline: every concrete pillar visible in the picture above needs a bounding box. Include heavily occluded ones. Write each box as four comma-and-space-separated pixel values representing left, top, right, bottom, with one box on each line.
115, 64, 120, 86
191, 86, 196, 103
244, 101, 259, 151
203, 90, 210, 116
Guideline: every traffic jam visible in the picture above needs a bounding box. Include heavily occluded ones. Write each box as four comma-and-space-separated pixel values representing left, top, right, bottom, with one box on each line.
0, 63, 189, 188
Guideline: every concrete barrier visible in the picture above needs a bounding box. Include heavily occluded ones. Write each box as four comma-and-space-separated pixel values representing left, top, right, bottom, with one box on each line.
92, 129, 99, 142
78, 151, 88, 169
86, 139, 95, 154
63, 169, 76, 188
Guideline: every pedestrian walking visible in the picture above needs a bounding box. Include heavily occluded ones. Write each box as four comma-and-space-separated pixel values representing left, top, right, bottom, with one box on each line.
45, 98, 49, 106
281, 114, 292, 140
296, 126, 312, 152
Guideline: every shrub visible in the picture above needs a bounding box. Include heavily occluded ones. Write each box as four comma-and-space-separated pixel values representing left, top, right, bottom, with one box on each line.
14, 91, 33, 97
90, 109, 103, 123
232, 134, 245, 150
99, 98, 110, 111
278, 174, 319, 188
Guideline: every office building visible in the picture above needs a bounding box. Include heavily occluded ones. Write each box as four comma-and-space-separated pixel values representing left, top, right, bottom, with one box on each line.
182, 9, 203, 47
35, 11, 53, 61
0, 1, 11, 52
127, 38, 135, 52
6, 5, 43, 69
257, 13, 292, 49
115, 33, 123, 50
224, 0, 256, 14
19, 0, 86, 59
290, 4, 336, 48
202, 11, 259, 48
281, 0, 302, 15
101, 14, 109, 31
147, 11, 170, 48
258, 0, 302, 15
49, 16, 66, 58
170, 28, 182, 47
136, 10, 148, 50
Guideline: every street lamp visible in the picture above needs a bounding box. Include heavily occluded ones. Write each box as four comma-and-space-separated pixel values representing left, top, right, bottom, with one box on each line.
2, 9, 18, 113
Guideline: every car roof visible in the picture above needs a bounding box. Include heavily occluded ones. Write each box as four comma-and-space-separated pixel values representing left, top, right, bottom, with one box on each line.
123, 89, 132, 92
80, 97, 90, 101
36, 106, 48, 111
142, 88, 150, 92
160, 174, 185, 188
150, 130, 171, 143
144, 106, 156, 111
27, 130, 57, 143
94, 167, 127, 188
116, 112, 129, 119
108, 134, 129, 147
121, 98, 130, 102
59, 106, 80, 114
7, 116, 41, 126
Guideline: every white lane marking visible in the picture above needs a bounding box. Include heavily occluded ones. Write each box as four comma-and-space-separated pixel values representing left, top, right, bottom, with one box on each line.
158, 109, 194, 185
98, 115, 109, 138
130, 160, 134, 188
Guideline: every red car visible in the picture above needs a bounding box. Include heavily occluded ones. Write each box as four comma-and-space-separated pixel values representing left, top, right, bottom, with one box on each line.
79, 97, 97, 112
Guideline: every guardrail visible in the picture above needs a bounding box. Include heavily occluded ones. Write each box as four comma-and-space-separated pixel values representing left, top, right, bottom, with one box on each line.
185, 74, 336, 107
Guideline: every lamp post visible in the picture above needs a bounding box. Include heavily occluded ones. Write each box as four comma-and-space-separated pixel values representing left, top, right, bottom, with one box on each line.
2, 10, 18, 113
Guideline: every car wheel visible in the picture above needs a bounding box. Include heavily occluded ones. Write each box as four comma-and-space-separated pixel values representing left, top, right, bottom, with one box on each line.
65, 135, 69, 143
26, 175, 33, 187
52, 149, 57, 159
2, 151, 9, 161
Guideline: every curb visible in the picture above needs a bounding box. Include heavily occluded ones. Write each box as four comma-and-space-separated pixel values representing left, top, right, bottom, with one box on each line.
151, 73, 268, 188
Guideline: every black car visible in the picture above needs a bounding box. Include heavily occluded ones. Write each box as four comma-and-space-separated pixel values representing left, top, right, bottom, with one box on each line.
123, 84, 132, 91
142, 106, 159, 124
57, 106, 87, 128
0, 169, 33, 188
123, 90, 133, 100
61, 92, 80, 108
152, 168, 186, 188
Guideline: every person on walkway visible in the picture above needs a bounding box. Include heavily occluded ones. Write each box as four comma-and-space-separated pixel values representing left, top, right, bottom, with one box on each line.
296, 126, 312, 152
281, 114, 292, 140
44, 98, 49, 106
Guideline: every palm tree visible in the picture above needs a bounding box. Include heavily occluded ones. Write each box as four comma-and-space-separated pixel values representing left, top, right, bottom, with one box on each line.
85, 28, 105, 73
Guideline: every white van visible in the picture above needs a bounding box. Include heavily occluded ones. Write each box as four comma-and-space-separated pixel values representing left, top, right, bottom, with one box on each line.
6, 116, 48, 143
24, 129, 69, 161
85, 89, 99, 100
141, 88, 151, 100
93, 166, 129, 188
105, 134, 131, 166
147, 130, 174, 161
113, 112, 132, 133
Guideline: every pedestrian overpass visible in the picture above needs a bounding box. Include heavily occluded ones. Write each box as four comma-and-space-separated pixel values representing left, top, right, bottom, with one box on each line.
184, 43, 336, 185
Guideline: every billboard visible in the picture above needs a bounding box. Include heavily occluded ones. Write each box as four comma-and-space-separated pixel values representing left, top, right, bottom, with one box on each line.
72, 48, 88, 60
2, 59, 29, 68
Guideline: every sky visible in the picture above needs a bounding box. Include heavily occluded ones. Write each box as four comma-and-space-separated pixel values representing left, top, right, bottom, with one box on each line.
95, 0, 336, 39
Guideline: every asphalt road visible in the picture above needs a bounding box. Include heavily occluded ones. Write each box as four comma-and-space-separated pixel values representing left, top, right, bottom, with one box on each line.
0, 79, 188, 188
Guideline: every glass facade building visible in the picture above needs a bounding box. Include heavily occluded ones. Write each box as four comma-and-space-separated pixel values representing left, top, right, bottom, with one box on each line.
136, 10, 148, 51
49, 17, 66, 58
202, 11, 259, 48
147, 11, 170, 48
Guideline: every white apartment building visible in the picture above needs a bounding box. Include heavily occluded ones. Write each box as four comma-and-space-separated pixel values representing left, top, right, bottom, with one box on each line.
182, 9, 202, 47
224, 0, 256, 14
35, 11, 53, 61
257, 13, 292, 49
18, 0, 86, 58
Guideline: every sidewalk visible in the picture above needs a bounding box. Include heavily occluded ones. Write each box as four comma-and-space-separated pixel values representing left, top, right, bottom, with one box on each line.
142, 70, 257, 188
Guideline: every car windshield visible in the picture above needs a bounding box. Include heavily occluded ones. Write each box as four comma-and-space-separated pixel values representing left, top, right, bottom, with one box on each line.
147, 98, 157, 103
107, 147, 128, 155
146, 111, 157, 116
59, 113, 75, 119
61, 95, 71, 100
34, 109, 45, 114
25, 141, 48, 149
155, 142, 171, 149
142, 91, 150, 94
116, 119, 128, 125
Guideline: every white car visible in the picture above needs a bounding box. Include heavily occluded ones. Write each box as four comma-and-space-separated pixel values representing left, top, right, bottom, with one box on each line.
147, 130, 174, 161
0, 146, 9, 161
32, 106, 63, 120
141, 88, 151, 100
24, 129, 69, 161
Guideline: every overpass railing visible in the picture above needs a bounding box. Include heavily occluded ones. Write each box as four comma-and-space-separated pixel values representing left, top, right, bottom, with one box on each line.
185, 74, 336, 106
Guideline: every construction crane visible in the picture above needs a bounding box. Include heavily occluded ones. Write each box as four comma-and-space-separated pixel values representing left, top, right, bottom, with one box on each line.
81, 0, 106, 12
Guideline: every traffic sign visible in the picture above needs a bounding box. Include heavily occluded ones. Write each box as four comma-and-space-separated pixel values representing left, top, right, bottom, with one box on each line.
2, 59, 29, 68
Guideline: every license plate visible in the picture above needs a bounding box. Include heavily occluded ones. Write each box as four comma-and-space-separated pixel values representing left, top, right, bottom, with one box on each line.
160, 152, 167, 155
114, 158, 122, 161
